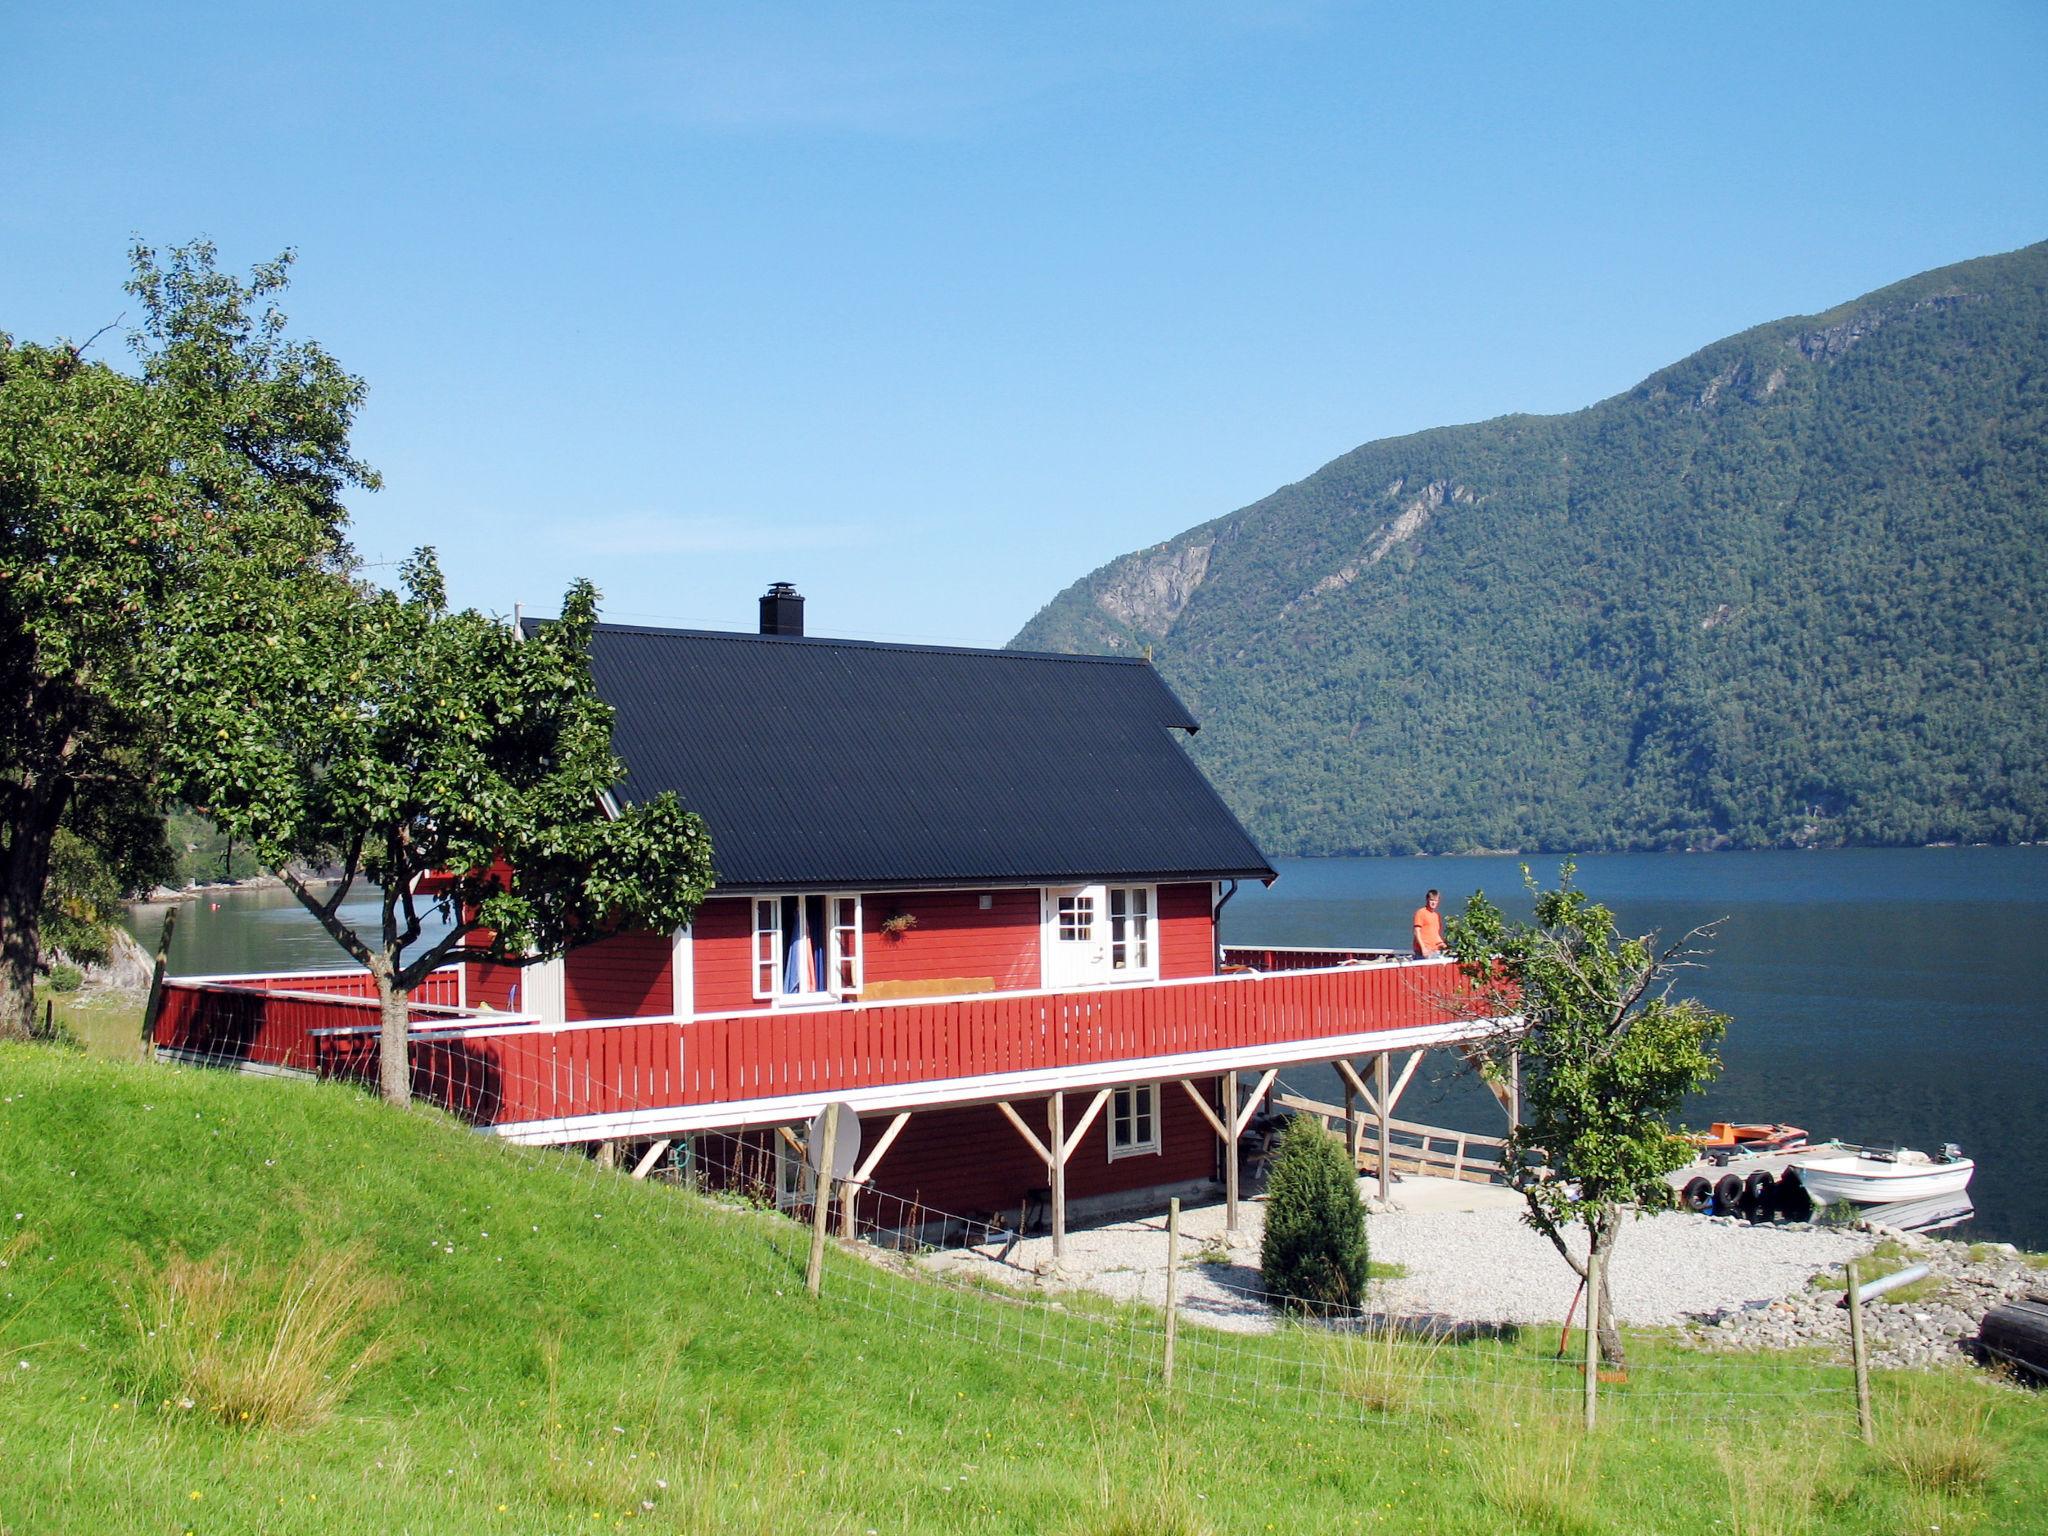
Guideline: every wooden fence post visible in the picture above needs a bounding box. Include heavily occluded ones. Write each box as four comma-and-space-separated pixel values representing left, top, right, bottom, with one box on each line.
1847, 1258, 1874, 1444
1583, 1255, 1600, 1433
806, 1103, 839, 1298
1163, 1197, 1181, 1389
140, 905, 178, 1046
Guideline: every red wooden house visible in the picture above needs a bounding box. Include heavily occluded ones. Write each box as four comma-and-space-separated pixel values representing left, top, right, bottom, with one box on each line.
156, 586, 1513, 1248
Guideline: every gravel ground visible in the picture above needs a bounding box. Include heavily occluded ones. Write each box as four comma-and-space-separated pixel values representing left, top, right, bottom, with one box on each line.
916, 1177, 1874, 1335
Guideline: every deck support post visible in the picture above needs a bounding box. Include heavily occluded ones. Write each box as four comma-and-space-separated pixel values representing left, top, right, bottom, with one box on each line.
1375, 1053, 1392, 1203
1049, 1091, 1067, 1260
1224, 1072, 1241, 1235
837, 1109, 913, 1244
1342, 1079, 1360, 1166
630, 1139, 672, 1180
594, 1139, 617, 1171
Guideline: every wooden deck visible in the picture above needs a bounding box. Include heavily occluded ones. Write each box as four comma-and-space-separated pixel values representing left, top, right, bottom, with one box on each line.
152, 955, 1508, 1143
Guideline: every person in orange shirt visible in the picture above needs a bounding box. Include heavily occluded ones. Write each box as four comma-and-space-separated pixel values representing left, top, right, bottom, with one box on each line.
1412, 889, 1444, 959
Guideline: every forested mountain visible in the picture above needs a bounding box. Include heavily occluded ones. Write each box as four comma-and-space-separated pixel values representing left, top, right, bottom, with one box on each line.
1013, 243, 2048, 855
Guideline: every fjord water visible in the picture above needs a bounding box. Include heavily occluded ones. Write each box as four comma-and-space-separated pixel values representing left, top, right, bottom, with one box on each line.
136, 848, 2048, 1249
1225, 847, 2048, 1251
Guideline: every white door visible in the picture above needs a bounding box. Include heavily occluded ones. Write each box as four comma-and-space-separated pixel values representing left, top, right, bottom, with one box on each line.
1044, 884, 1113, 988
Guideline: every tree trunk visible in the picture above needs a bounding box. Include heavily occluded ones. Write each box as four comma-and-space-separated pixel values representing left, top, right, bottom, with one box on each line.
375, 969, 412, 1107
1595, 1244, 1626, 1368
0, 795, 65, 1041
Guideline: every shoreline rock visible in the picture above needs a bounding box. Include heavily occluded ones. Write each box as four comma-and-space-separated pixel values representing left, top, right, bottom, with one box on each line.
1687, 1229, 2046, 1369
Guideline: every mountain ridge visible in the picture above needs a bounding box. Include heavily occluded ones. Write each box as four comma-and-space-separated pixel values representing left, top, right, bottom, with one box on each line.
1013, 241, 2048, 855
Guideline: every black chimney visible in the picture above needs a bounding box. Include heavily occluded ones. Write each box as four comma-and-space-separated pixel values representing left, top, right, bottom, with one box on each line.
759, 581, 805, 636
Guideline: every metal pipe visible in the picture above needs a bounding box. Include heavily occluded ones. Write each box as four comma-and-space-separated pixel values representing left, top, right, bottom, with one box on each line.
1211, 879, 1239, 972
1837, 1262, 1931, 1308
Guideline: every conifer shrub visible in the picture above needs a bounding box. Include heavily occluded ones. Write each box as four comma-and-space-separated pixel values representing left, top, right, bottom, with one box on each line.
1259, 1114, 1368, 1314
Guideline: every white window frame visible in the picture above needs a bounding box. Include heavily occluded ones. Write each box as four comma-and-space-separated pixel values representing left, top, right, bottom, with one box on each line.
1106, 884, 1156, 978
752, 892, 862, 1004
1108, 1083, 1162, 1160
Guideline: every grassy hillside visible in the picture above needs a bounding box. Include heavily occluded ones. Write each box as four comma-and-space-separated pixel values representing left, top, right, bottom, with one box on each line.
1014, 242, 2048, 856
3, 1045, 2045, 1534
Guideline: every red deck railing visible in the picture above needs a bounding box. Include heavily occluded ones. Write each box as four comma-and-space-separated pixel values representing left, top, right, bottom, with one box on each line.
153, 966, 469, 1075
154, 958, 1493, 1133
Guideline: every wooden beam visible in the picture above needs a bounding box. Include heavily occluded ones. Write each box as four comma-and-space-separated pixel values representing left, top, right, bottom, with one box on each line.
1049, 1091, 1067, 1260
1383, 1050, 1426, 1119
1061, 1088, 1113, 1164
630, 1139, 672, 1180
995, 1100, 1053, 1167
1224, 1073, 1241, 1234
852, 1111, 912, 1184
1334, 1057, 1381, 1118
776, 1125, 805, 1156
1233, 1068, 1279, 1138
1177, 1079, 1230, 1143
1375, 1052, 1393, 1203
806, 1103, 838, 1297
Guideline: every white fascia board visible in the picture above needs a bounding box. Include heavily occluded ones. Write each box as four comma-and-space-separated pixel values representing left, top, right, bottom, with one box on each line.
477, 1014, 1519, 1145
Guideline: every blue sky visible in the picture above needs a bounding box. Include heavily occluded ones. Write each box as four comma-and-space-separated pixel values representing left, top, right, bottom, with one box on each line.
7, 3, 2046, 646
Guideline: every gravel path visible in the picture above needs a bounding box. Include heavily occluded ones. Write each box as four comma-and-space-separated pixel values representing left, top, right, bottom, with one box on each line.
917, 1177, 1873, 1335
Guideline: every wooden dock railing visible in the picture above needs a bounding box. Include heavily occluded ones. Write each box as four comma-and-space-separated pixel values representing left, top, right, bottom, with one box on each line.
1275, 1089, 1512, 1185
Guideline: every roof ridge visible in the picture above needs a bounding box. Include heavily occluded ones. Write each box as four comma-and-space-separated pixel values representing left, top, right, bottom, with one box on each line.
584, 621, 1157, 666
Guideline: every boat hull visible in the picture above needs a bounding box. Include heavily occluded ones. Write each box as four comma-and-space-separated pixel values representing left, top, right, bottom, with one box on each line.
1793, 1156, 1975, 1206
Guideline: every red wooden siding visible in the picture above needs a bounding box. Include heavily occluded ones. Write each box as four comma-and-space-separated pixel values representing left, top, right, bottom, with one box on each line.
691, 896, 756, 1015
862, 889, 1039, 997
1156, 882, 1214, 980
463, 957, 524, 1011
564, 930, 673, 1021
854, 1081, 1218, 1222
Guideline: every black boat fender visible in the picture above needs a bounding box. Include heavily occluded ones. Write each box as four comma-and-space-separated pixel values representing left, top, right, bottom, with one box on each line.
1743, 1170, 1777, 1217
1713, 1173, 1745, 1215
1680, 1176, 1713, 1213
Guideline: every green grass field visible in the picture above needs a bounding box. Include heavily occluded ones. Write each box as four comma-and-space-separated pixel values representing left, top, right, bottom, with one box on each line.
2, 1043, 2043, 1535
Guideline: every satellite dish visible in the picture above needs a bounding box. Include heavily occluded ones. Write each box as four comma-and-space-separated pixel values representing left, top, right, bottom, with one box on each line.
805, 1103, 861, 1182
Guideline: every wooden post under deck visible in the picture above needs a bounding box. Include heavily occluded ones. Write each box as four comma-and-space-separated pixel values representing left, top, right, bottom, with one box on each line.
1224, 1072, 1241, 1234
1375, 1053, 1392, 1202
1049, 1091, 1067, 1259
1343, 1078, 1361, 1166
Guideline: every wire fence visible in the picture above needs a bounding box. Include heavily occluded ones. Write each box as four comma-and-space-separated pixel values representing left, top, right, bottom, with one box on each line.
141, 996, 1895, 1441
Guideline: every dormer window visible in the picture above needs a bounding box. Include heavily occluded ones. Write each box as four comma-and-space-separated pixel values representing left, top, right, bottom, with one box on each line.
753, 893, 861, 1003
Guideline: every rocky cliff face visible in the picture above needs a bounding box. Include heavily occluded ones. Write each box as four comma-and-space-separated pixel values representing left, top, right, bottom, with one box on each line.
1010, 241, 2048, 856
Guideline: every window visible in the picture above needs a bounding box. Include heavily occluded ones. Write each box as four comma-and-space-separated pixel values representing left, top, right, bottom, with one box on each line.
1057, 893, 1094, 942
752, 893, 861, 1002
1109, 1083, 1161, 1159
1108, 886, 1151, 973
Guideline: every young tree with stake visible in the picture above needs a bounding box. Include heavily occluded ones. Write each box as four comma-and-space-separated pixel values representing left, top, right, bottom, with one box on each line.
161, 551, 715, 1105
1446, 864, 1726, 1366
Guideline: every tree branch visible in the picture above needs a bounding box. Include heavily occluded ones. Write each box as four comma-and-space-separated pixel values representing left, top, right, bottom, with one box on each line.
276, 865, 375, 970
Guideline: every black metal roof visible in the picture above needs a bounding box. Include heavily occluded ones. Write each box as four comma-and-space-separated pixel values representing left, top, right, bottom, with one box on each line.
544, 621, 1276, 892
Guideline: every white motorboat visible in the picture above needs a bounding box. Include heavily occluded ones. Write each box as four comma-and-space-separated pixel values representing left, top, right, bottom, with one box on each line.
1790, 1145, 1975, 1206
